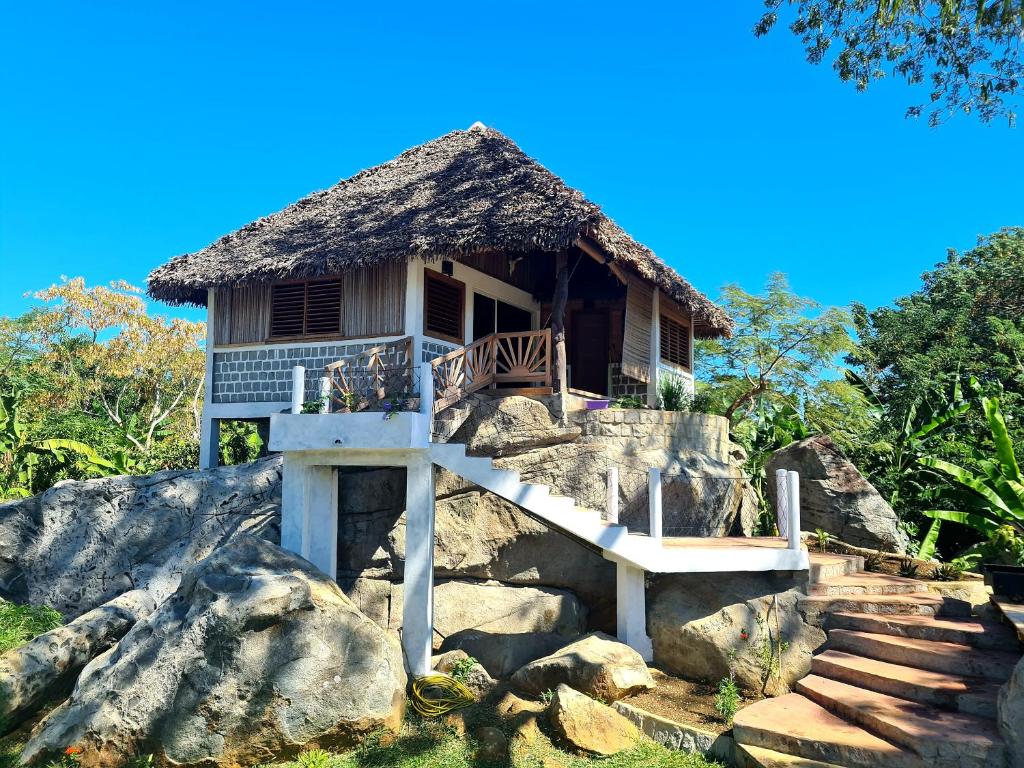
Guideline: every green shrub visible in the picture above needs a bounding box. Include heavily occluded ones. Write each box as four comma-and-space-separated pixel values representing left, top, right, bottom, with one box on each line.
897, 559, 919, 578
931, 562, 965, 582
448, 655, 478, 684
296, 748, 333, 768
713, 678, 740, 724
864, 551, 884, 572
814, 528, 832, 553
0, 599, 62, 654
612, 395, 646, 409
657, 375, 690, 412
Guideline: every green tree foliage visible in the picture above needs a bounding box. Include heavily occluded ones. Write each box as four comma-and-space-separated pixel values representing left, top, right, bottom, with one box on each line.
755, 1, 1023, 125
697, 273, 861, 426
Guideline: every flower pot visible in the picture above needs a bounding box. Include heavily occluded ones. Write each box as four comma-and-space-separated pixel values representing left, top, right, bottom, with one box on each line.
983, 564, 1024, 600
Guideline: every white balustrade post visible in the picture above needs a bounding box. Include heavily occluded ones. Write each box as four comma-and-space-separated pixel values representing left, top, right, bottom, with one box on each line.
607, 466, 619, 524
775, 468, 789, 537
318, 376, 330, 414
402, 453, 436, 676
419, 361, 434, 443
787, 469, 801, 550
648, 467, 662, 540
290, 365, 305, 414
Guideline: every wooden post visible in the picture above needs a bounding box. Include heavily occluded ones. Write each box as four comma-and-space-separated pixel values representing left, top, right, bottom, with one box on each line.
551, 250, 569, 402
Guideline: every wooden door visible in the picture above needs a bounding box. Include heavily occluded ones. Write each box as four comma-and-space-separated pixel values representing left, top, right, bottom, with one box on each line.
570, 310, 610, 395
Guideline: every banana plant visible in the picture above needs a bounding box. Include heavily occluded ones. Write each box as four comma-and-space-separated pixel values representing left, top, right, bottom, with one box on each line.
0, 388, 119, 499
919, 396, 1024, 560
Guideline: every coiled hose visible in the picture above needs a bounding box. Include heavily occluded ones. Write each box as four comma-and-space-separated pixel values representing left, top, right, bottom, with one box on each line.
409, 674, 476, 717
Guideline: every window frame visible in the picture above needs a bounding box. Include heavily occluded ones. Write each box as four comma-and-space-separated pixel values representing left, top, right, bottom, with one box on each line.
423, 269, 466, 345
268, 278, 343, 341
658, 311, 692, 371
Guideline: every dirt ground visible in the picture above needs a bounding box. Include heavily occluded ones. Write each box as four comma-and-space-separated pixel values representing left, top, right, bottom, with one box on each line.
622, 668, 748, 736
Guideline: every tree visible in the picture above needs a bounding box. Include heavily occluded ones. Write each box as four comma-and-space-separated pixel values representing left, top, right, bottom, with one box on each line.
698, 273, 858, 423
25, 278, 205, 454
755, 1, 1023, 125
849, 228, 1024, 449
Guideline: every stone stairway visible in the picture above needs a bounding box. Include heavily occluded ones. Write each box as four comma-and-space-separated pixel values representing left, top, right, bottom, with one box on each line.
734, 552, 1021, 768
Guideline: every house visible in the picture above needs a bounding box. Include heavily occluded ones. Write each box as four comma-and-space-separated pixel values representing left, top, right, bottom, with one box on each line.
148, 124, 806, 676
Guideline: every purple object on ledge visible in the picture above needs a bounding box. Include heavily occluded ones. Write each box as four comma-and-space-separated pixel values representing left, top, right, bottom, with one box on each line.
585, 399, 611, 410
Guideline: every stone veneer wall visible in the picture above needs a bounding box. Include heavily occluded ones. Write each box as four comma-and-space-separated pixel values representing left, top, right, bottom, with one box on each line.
608, 363, 647, 398
212, 341, 394, 404
575, 408, 730, 463
421, 339, 458, 363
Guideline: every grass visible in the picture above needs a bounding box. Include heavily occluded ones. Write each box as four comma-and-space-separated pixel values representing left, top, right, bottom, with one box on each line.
0, 598, 63, 655
262, 714, 725, 768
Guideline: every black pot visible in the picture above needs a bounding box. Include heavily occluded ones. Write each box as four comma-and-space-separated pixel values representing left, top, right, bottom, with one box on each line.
983, 564, 1024, 600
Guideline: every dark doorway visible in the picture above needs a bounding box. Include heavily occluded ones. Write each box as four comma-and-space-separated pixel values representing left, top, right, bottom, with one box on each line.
570, 310, 610, 394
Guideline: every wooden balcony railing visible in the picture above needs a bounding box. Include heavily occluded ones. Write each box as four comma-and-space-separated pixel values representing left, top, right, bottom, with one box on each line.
429, 329, 551, 414
324, 336, 414, 412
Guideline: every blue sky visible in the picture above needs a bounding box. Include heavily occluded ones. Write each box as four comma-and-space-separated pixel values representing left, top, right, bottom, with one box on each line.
1, 2, 1021, 324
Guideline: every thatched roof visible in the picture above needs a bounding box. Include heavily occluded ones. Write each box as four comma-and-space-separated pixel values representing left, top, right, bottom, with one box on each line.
147, 124, 731, 337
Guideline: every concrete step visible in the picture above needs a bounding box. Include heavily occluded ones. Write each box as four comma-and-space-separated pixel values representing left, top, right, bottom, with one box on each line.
796, 674, 1005, 768
734, 743, 847, 768
733, 693, 924, 768
810, 572, 929, 596
829, 628, 1020, 681
800, 592, 954, 624
809, 553, 865, 582
811, 649, 1002, 718
828, 611, 1021, 651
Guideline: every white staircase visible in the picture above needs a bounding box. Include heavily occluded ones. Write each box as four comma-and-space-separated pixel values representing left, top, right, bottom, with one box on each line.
429, 441, 654, 569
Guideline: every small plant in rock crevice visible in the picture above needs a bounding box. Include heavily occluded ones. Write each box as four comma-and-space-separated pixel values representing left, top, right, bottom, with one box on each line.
897, 558, 920, 578
814, 528, 832, 553
539, 688, 555, 705
864, 551, 884, 572
931, 562, 965, 582
448, 655, 479, 684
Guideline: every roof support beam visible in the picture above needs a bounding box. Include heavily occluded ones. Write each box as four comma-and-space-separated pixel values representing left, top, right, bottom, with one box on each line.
575, 236, 628, 285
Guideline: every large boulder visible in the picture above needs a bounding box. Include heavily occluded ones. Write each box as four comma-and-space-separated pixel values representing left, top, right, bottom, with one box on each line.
0, 458, 281, 617
549, 683, 641, 755
452, 395, 581, 456
21, 536, 406, 768
0, 590, 155, 733
342, 577, 586, 649
440, 629, 572, 678
511, 632, 655, 701
999, 656, 1024, 768
767, 435, 908, 552
648, 571, 826, 696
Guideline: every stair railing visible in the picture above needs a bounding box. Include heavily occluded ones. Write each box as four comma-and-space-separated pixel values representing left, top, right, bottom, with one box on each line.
427, 329, 552, 416
323, 336, 415, 412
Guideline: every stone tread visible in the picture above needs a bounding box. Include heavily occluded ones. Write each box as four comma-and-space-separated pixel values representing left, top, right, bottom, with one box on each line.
796, 674, 1005, 766
733, 693, 924, 768
735, 743, 848, 768
828, 628, 1020, 681
800, 592, 947, 617
809, 571, 929, 596
811, 649, 1002, 717
828, 611, 1020, 650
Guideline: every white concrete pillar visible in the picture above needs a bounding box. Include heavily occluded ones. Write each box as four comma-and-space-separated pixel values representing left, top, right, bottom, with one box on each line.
775, 469, 789, 538
648, 467, 663, 540
280, 453, 307, 557
199, 416, 220, 470
606, 466, 619, 524
616, 563, 653, 662
787, 470, 801, 550
305, 466, 339, 579
291, 365, 306, 414
319, 376, 331, 414
402, 454, 436, 676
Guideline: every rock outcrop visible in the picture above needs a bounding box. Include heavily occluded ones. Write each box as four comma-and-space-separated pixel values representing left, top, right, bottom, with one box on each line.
343, 577, 586, 649
21, 536, 406, 768
440, 629, 571, 678
431, 649, 496, 698
0, 458, 281, 617
549, 683, 641, 755
648, 571, 826, 696
999, 656, 1024, 768
511, 632, 656, 701
0, 590, 154, 733
767, 435, 908, 553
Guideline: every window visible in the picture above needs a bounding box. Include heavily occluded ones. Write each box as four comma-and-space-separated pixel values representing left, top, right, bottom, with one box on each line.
659, 313, 691, 369
270, 279, 342, 338
423, 270, 464, 343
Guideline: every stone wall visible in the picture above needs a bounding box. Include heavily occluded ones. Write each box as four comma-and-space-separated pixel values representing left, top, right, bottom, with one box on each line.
211, 341, 394, 404
575, 409, 730, 463
421, 339, 458, 363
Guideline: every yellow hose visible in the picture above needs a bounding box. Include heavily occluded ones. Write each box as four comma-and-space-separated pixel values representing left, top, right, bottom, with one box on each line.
410, 674, 476, 717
